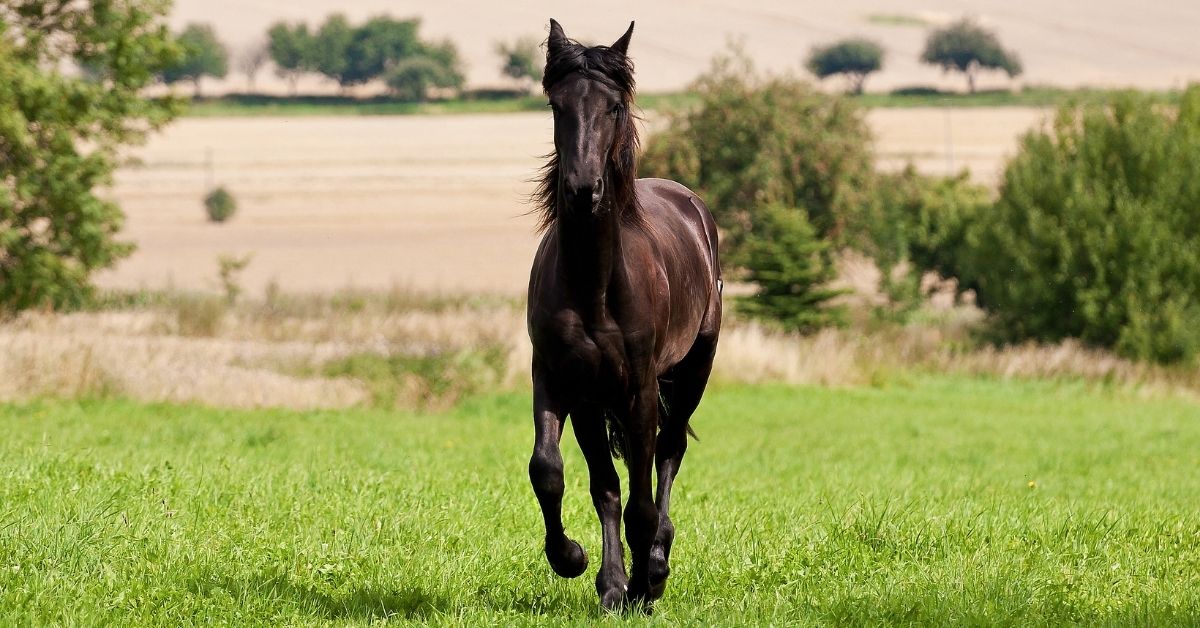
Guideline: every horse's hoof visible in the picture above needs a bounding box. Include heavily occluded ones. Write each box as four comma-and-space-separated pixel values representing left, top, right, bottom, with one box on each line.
624, 584, 655, 615
648, 545, 670, 590
599, 586, 626, 612
546, 538, 588, 578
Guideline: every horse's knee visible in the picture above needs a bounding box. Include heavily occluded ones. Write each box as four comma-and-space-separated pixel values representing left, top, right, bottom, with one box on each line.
528, 450, 563, 497
623, 497, 659, 547
591, 486, 621, 516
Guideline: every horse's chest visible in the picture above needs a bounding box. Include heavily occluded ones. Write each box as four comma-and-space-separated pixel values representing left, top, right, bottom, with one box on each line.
533, 314, 630, 391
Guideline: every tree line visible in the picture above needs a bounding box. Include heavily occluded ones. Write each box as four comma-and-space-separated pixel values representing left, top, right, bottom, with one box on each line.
806, 18, 1022, 94
160, 16, 545, 101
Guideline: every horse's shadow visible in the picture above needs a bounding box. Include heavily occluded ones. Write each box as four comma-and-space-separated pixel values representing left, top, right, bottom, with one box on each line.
191, 572, 451, 622
191, 569, 599, 621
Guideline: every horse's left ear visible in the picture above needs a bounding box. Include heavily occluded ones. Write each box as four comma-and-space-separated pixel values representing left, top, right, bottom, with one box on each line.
611, 21, 634, 56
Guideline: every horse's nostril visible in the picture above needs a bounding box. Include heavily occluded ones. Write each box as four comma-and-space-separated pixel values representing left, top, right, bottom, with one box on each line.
591, 179, 604, 204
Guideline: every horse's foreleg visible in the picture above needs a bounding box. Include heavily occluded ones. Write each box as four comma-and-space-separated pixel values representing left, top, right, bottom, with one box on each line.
529, 374, 587, 578
623, 382, 661, 609
650, 333, 717, 600
570, 408, 627, 610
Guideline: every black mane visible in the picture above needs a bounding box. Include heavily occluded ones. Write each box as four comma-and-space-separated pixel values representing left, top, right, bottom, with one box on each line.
533, 36, 641, 233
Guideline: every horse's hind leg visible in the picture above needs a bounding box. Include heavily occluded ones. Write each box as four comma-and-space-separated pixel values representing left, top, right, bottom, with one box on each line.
648, 332, 717, 600
570, 407, 628, 610
529, 372, 588, 578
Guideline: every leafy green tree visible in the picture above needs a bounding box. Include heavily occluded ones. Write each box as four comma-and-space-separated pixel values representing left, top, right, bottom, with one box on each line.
951, 87, 1200, 363
0, 0, 180, 313
738, 206, 843, 332
342, 16, 421, 86
921, 19, 1022, 93
161, 23, 227, 97
806, 38, 884, 94
385, 54, 464, 102
311, 14, 354, 89
496, 36, 543, 92
266, 22, 312, 94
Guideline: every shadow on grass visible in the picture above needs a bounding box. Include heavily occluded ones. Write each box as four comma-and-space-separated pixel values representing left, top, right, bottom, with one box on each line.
190, 568, 604, 621
191, 572, 451, 621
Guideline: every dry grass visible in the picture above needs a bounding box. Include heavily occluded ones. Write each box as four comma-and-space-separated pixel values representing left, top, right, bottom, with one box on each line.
2, 285, 1197, 410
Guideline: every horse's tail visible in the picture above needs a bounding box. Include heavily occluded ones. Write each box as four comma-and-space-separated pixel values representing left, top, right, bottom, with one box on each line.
604, 410, 626, 459
606, 389, 698, 459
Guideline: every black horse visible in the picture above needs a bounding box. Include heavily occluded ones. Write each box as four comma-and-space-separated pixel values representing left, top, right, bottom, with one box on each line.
525, 19, 722, 611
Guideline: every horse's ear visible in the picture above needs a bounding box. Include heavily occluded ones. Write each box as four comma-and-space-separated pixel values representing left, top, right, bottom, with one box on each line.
611, 21, 634, 56
547, 19, 567, 58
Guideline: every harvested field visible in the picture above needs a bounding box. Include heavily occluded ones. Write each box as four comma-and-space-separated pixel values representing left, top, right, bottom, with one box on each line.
101, 108, 1044, 295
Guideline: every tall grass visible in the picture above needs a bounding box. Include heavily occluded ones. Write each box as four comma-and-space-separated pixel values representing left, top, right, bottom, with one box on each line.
2, 284, 1197, 410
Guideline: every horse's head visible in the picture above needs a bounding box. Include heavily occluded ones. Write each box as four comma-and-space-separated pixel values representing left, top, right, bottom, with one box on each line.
541, 19, 637, 219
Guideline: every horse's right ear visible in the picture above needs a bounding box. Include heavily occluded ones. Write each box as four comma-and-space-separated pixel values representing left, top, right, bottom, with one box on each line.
547, 19, 567, 58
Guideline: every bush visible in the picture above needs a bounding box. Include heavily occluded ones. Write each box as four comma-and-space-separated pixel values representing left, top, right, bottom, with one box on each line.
738, 206, 843, 332
953, 86, 1200, 363
641, 51, 874, 332
806, 38, 884, 94
496, 36, 543, 92
385, 54, 464, 102
204, 187, 237, 223
642, 50, 875, 244
858, 166, 991, 313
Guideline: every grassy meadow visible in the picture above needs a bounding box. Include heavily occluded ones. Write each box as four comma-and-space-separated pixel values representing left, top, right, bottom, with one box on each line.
3, 377, 1198, 625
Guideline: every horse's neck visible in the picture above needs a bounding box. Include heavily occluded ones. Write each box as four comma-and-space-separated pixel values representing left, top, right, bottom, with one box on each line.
557, 208, 623, 321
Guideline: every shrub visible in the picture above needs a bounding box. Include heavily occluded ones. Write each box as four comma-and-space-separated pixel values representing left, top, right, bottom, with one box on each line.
204, 187, 237, 223
806, 38, 884, 94
641, 50, 874, 333
954, 86, 1200, 363
738, 206, 843, 332
385, 54, 464, 102
496, 36, 543, 92
642, 50, 875, 244
858, 166, 991, 313
216, 254, 252, 305
921, 19, 1022, 93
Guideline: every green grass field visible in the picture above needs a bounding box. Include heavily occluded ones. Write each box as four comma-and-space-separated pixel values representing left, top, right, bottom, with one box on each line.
3, 377, 1198, 625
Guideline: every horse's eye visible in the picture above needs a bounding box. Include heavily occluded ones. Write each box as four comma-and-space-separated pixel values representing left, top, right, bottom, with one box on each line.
609, 103, 623, 117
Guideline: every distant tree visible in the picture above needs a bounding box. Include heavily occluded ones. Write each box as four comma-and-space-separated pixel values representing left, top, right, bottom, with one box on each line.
385, 53, 464, 102
920, 19, 1022, 93
311, 14, 355, 90
0, 0, 180, 313
342, 16, 422, 86
266, 22, 312, 94
161, 23, 228, 97
495, 36, 543, 92
806, 38, 884, 94
236, 41, 269, 92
